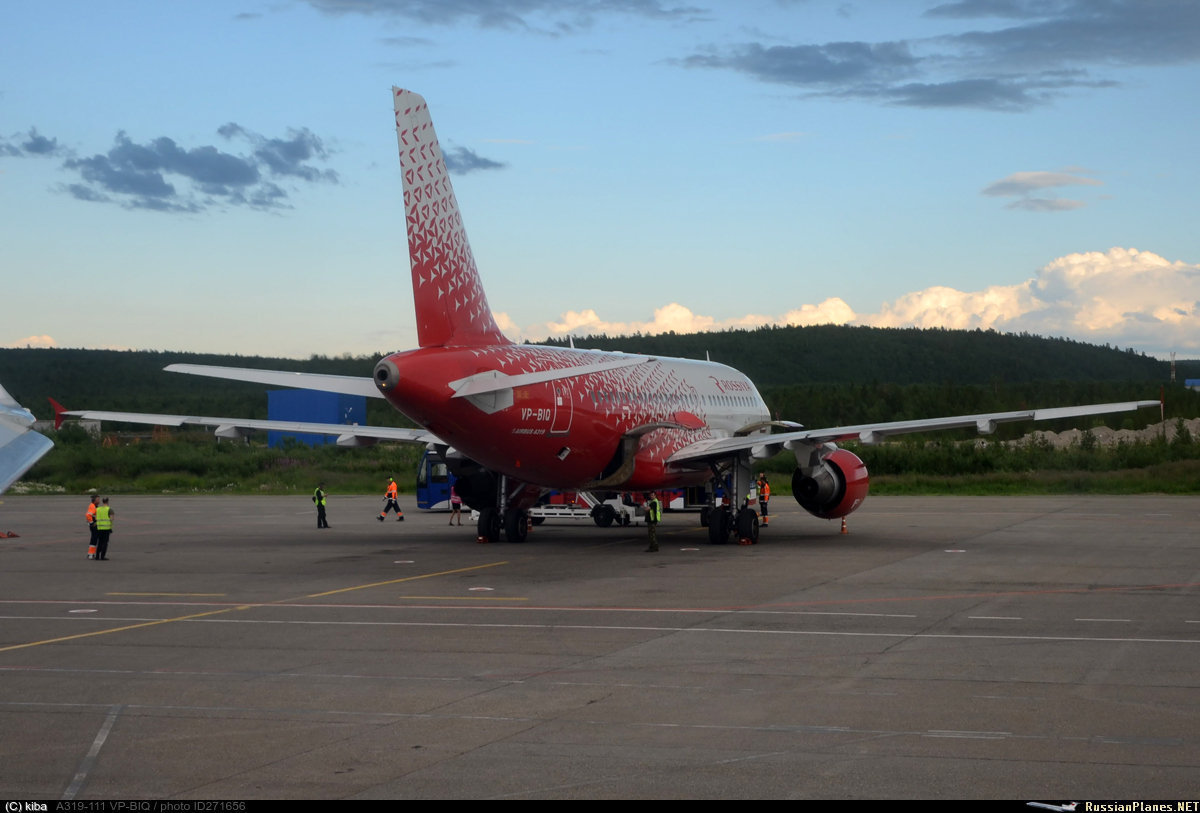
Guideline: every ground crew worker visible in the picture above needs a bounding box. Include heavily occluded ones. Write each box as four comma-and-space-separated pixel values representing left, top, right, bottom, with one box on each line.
94, 498, 113, 561
313, 483, 329, 528
379, 477, 404, 522
86, 495, 100, 558
644, 492, 661, 552
756, 472, 771, 526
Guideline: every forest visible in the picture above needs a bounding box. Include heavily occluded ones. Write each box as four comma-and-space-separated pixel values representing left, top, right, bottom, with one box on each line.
3, 325, 1199, 495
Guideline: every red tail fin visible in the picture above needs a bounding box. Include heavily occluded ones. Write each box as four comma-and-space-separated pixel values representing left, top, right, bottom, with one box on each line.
394, 88, 510, 349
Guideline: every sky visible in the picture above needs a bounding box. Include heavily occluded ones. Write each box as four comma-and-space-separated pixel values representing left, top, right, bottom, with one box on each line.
3, 0, 1198, 360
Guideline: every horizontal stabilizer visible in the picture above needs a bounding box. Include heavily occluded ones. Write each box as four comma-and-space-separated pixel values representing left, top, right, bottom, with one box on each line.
448, 356, 648, 398
165, 364, 381, 398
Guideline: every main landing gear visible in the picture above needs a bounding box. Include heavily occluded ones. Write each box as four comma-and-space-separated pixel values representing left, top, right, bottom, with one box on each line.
476, 506, 529, 544
706, 506, 759, 545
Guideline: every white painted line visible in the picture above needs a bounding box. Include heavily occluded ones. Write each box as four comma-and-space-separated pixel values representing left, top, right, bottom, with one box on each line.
62, 703, 122, 799
924, 729, 1010, 739
969, 616, 1023, 620
1075, 618, 1132, 623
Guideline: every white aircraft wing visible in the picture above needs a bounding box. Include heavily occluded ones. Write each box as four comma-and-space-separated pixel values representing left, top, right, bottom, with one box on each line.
667, 399, 1161, 465
164, 364, 382, 398
64, 410, 438, 446
0, 382, 54, 493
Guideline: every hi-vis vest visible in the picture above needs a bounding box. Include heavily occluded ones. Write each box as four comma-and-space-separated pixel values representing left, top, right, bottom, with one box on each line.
646, 497, 662, 523
95, 505, 112, 531
386, 481, 398, 498
313, 488, 326, 506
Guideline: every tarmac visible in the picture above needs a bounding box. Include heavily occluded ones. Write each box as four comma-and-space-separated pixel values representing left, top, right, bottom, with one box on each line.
0, 493, 1197, 800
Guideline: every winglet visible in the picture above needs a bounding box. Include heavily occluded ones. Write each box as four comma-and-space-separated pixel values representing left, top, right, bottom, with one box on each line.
48, 397, 68, 430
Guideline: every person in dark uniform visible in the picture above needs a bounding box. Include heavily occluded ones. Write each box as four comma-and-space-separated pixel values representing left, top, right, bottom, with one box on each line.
644, 492, 661, 552
313, 483, 329, 528
94, 497, 114, 560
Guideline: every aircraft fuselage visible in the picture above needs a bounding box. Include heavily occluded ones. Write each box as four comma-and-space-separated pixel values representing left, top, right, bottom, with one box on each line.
377, 343, 770, 491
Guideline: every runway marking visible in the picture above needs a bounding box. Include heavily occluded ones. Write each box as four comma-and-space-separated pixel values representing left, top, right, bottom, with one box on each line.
61, 703, 122, 800
0, 561, 510, 652
1076, 618, 1132, 623
75, 616, 1200, 645
398, 596, 529, 601
0, 606, 247, 653
107, 592, 226, 597
924, 729, 1010, 739
304, 561, 508, 598
969, 616, 1023, 620
1, 699, 1188, 754
753, 581, 1200, 610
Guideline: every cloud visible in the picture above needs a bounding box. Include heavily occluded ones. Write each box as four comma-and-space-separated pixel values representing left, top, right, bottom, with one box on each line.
442, 145, 507, 175
0, 127, 71, 158
301, 0, 704, 32
508, 248, 1200, 355
505, 297, 856, 341
681, 0, 1200, 111
5, 335, 57, 349
683, 40, 920, 85
982, 168, 1102, 210
57, 125, 336, 213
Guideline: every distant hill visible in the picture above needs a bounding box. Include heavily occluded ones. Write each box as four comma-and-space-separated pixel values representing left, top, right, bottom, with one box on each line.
0, 327, 1184, 433
541, 325, 1166, 387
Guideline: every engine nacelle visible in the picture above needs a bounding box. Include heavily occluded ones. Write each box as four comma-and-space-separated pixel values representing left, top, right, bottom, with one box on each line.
792, 448, 870, 519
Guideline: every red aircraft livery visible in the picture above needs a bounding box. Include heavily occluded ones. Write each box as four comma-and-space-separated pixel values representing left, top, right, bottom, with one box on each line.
69, 88, 1160, 544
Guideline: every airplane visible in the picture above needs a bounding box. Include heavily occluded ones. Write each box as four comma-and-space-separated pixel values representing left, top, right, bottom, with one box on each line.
0, 380, 53, 494
68, 87, 1160, 544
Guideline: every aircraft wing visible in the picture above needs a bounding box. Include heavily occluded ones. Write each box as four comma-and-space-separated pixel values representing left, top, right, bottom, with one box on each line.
164, 364, 382, 398
64, 410, 438, 446
0, 382, 54, 493
667, 399, 1161, 465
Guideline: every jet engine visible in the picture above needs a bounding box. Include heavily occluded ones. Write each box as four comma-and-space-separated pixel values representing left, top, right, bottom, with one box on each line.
791, 447, 870, 519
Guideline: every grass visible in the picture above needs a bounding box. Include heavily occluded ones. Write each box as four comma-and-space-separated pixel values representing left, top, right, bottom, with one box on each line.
16, 424, 1200, 497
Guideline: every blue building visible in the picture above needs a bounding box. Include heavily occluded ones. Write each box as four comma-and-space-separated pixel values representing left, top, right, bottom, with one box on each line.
267, 389, 367, 448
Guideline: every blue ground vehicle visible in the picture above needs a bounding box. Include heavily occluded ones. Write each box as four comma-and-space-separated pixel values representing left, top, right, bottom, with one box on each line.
416, 450, 455, 510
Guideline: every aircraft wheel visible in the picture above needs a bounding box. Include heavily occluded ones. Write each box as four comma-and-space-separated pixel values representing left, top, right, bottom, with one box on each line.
504, 508, 528, 543
477, 507, 501, 544
592, 504, 616, 528
736, 508, 760, 544
707, 507, 730, 544
699, 505, 711, 528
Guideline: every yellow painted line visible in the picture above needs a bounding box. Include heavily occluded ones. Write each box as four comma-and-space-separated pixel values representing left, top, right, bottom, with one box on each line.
304, 561, 509, 599
0, 607, 240, 653
0, 561, 510, 653
107, 592, 227, 597
397, 595, 528, 601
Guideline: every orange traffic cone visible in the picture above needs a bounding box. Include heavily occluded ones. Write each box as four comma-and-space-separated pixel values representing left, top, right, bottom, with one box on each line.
87, 542, 97, 558
840, 517, 848, 535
